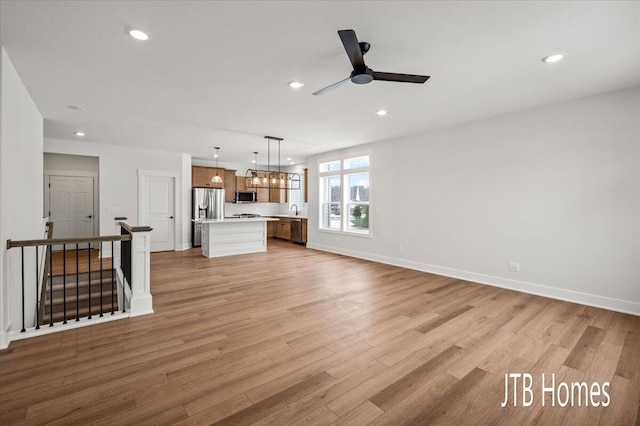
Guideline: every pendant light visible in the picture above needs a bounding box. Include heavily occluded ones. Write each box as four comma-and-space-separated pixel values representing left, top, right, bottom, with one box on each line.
251, 152, 261, 185
244, 137, 302, 190
211, 147, 223, 183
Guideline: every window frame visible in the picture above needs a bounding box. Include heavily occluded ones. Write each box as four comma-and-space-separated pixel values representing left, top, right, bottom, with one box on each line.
318, 151, 372, 237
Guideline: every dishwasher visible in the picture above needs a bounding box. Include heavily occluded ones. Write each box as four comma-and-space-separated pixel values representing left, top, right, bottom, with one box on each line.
291, 218, 304, 245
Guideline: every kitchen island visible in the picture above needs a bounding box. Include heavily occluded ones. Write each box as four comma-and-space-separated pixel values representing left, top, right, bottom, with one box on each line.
196, 217, 278, 258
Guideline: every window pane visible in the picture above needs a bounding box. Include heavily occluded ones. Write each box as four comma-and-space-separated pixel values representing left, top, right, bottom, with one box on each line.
324, 203, 341, 229
348, 173, 369, 202
344, 156, 369, 169
320, 176, 341, 229
348, 203, 369, 232
319, 160, 340, 172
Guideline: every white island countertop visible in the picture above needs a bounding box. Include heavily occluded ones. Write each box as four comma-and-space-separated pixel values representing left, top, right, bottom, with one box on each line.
192, 217, 279, 223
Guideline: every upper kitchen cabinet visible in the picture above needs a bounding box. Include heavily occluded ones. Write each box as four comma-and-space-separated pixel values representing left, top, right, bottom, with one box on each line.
224, 170, 236, 202
236, 176, 246, 191
191, 166, 224, 189
192, 166, 208, 187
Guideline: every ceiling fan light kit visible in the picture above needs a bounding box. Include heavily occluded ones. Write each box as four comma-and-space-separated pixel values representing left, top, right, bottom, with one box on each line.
313, 29, 430, 96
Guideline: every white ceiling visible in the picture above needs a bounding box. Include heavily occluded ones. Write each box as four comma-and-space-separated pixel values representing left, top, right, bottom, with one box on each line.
2, 1, 639, 165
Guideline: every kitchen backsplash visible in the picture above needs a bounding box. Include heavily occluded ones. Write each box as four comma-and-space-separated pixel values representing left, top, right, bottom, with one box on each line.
225, 202, 306, 217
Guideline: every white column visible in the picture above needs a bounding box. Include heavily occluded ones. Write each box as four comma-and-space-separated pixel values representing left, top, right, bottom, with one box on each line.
127, 227, 153, 317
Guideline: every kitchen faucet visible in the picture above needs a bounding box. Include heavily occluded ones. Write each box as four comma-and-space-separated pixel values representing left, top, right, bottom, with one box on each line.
290, 204, 299, 216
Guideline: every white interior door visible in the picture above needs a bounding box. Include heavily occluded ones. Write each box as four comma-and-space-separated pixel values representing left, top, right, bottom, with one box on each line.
49, 176, 95, 241
143, 176, 175, 252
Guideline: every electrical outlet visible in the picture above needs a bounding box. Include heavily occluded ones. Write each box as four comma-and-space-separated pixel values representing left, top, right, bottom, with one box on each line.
509, 262, 520, 272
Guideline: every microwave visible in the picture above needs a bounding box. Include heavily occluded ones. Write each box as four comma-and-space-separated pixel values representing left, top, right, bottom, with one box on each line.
235, 191, 258, 203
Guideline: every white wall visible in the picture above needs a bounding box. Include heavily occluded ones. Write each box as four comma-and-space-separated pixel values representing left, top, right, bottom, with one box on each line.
43, 152, 98, 173
308, 87, 640, 315
44, 138, 190, 252
0, 48, 44, 346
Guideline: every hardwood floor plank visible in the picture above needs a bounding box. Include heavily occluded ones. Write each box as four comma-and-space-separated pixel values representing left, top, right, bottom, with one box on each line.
369, 345, 464, 411
614, 330, 640, 383
330, 400, 383, 426
292, 406, 339, 426
175, 393, 253, 425
369, 371, 458, 426
212, 371, 335, 425
406, 367, 489, 425
563, 325, 606, 372
414, 304, 474, 334
250, 360, 387, 426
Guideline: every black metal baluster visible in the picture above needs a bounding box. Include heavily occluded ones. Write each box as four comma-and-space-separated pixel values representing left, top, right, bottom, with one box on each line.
63, 244, 67, 324
75, 243, 79, 321
49, 245, 53, 327
122, 240, 126, 313
21, 247, 25, 332
35, 246, 40, 330
100, 242, 104, 317
87, 242, 92, 319
111, 241, 115, 315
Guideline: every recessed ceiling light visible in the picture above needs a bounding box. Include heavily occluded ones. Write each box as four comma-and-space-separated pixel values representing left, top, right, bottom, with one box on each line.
290, 161, 294, 165
541, 53, 565, 63
128, 28, 149, 41
74, 131, 86, 137
288, 81, 304, 89
286, 157, 292, 161
376, 110, 387, 116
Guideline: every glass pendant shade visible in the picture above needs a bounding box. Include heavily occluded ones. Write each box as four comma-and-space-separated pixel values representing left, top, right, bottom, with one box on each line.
211, 147, 223, 183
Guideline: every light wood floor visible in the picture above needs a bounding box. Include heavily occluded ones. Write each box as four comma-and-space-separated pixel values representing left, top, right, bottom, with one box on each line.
1, 240, 638, 425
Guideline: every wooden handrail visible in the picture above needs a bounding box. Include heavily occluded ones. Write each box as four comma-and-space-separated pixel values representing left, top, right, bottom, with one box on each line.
7, 234, 132, 249
118, 222, 153, 233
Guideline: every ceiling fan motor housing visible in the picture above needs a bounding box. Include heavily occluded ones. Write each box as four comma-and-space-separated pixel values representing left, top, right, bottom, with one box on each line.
351, 67, 374, 84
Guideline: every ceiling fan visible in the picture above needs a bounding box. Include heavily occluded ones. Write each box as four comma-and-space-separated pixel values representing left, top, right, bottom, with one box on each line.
313, 29, 430, 96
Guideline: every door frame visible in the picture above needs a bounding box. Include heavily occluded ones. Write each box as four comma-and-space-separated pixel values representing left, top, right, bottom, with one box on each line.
44, 170, 100, 237
137, 170, 180, 252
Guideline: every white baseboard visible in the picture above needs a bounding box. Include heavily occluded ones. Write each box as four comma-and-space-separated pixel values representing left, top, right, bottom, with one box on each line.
0, 321, 11, 350
5, 314, 129, 347
177, 243, 191, 251
307, 243, 640, 316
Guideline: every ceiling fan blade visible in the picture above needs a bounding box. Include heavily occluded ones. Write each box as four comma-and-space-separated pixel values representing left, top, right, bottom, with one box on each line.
338, 29, 365, 69
312, 77, 351, 96
373, 71, 430, 84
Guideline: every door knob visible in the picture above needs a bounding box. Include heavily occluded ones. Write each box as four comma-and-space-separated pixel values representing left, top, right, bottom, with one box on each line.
170, 216, 174, 219
87, 215, 93, 219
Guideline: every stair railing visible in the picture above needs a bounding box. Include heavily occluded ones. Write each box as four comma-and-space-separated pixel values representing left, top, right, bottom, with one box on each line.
5, 221, 153, 347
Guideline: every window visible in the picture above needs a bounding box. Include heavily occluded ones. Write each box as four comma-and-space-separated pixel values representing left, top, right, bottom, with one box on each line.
289, 169, 306, 211
319, 154, 370, 235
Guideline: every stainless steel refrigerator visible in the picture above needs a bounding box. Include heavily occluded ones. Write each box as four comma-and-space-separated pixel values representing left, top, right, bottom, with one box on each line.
192, 188, 225, 247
